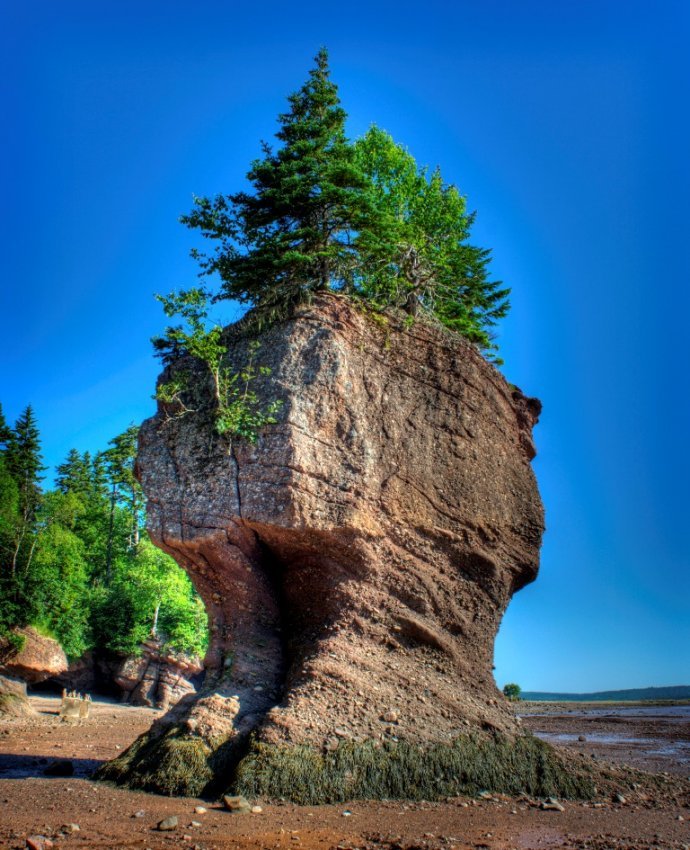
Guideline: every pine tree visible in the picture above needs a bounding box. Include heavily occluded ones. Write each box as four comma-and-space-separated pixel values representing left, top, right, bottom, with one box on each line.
103, 425, 142, 577
0, 403, 12, 451
5, 406, 45, 577
56, 449, 93, 497
181, 48, 376, 325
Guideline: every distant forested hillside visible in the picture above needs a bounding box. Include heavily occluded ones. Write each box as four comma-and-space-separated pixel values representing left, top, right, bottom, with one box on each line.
521, 685, 690, 702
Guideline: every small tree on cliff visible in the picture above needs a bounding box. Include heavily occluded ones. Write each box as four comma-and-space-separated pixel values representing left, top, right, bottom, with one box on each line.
182, 48, 376, 326
354, 126, 510, 356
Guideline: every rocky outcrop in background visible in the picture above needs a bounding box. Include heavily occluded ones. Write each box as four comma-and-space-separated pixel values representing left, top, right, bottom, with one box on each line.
0, 627, 67, 718
49, 644, 202, 710
112, 639, 203, 709
98, 294, 593, 801
0, 627, 67, 685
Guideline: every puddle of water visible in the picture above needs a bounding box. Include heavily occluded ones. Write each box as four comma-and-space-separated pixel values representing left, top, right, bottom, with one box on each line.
537, 732, 650, 745
522, 705, 690, 720
533, 731, 690, 762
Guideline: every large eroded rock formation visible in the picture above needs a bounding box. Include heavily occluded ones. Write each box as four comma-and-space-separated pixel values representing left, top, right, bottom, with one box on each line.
99, 294, 592, 801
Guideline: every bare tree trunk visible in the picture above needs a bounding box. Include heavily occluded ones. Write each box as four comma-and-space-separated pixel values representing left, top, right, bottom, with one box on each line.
152, 601, 160, 637
105, 484, 117, 584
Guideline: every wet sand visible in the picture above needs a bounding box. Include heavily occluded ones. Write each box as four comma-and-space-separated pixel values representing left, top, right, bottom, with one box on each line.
0, 696, 688, 850
520, 701, 690, 778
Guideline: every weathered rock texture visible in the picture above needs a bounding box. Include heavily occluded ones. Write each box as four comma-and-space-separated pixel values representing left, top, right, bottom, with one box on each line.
0, 627, 68, 684
99, 294, 592, 801
112, 640, 203, 709
0, 674, 34, 718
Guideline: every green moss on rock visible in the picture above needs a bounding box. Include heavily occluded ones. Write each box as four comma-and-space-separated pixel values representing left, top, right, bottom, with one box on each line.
96, 727, 595, 803
94, 726, 220, 797
232, 734, 595, 804
0, 693, 32, 718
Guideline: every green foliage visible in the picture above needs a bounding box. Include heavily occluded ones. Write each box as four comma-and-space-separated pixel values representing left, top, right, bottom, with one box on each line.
503, 683, 522, 701
92, 539, 208, 657
154, 290, 282, 443
215, 341, 283, 442
176, 51, 509, 360
0, 403, 209, 663
234, 733, 595, 803
353, 126, 510, 358
182, 48, 377, 327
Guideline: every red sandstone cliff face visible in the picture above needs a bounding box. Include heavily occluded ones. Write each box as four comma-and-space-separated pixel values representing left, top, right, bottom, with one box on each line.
100, 294, 547, 797
144, 295, 543, 738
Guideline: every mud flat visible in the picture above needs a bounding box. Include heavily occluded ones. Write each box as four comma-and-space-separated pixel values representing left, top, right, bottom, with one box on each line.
0, 696, 688, 849
520, 701, 690, 778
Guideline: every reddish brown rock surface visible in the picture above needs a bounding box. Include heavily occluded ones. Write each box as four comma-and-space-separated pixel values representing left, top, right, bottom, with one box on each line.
112, 639, 203, 709
0, 627, 68, 685
100, 294, 554, 799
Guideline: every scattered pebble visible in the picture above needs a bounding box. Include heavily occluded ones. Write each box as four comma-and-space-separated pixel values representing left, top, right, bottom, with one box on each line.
251, 805, 263, 814
26, 837, 53, 850
194, 806, 207, 814
157, 816, 178, 831
223, 794, 251, 814
60, 824, 80, 834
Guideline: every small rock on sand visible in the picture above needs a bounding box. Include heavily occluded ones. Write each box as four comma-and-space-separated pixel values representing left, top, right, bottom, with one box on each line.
26, 838, 54, 850
541, 798, 565, 812
223, 795, 251, 814
60, 824, 80, 834
157, 816, 178, 831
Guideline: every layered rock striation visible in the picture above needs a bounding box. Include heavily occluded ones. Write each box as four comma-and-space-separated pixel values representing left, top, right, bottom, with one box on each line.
99, 294, 592, 801
112, 640, 203, 709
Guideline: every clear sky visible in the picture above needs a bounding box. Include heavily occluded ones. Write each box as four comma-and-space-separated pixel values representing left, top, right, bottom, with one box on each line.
2, 1, 688, 692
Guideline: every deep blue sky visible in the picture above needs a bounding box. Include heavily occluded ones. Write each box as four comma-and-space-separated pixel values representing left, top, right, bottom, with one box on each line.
2, 1, 688, 692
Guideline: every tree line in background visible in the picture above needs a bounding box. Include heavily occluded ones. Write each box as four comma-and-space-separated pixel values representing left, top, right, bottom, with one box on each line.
0, 403, 208, 661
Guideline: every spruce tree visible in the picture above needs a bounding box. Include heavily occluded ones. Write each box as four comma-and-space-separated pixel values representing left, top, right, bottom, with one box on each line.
56, 449, 92, 497
182, 48, 376, 324
0, 403, 12, 451
5, 405, 44, 577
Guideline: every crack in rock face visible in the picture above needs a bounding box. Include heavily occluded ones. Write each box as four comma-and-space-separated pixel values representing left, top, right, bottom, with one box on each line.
96, 295, 572, 802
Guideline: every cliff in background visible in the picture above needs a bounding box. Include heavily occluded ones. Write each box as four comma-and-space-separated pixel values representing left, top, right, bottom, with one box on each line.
98, 294, 594, 801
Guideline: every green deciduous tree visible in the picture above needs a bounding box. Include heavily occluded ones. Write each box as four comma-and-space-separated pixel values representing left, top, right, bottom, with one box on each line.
0, 400, 209, 662
91, 539, 207, 658
503, 682, 522, 701
353, 126, 510, 357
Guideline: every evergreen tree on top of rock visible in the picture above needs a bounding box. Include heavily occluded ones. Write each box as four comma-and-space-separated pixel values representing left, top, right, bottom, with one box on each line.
176, 49, 509, 358
182, 47, 377, 327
